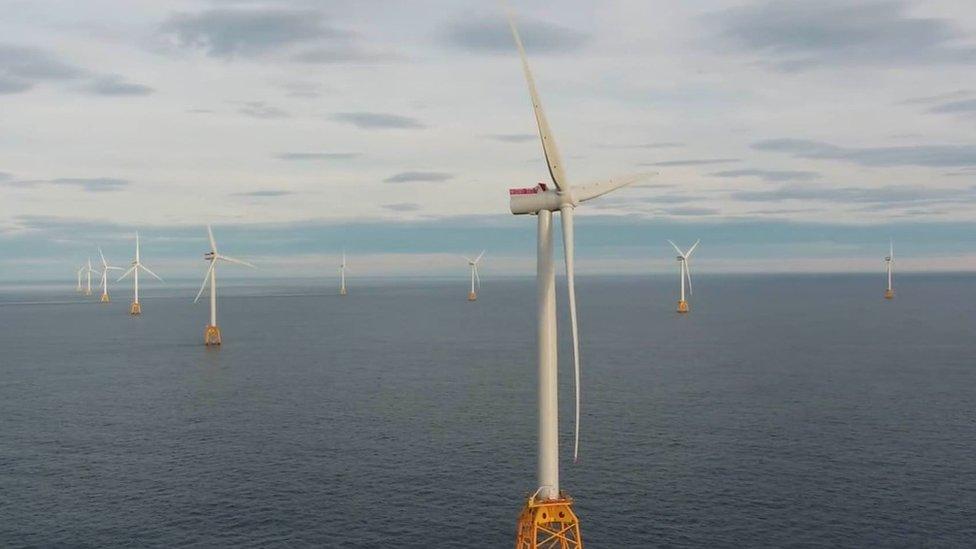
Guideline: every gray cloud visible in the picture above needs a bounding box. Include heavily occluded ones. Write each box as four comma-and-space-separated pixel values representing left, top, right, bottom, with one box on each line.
235, 190, 293, 197
733, 184, 976, 204
706, 0, 976, 71
443, 16, 588, 55
667, 206, 720, 216
161, 9, 342, 58
711, 168, 820, 182
86, 76, 154, 96
276, 152, 360, 161
645, 158, 740, 167
382, 203, 421, 212
332, 112, 425, 130
600, 142, 684, 150
238, 101, 289, 119
384, 171, 454, 184
753, 138, 976, 168
291, 47, 399, 65
0, 171, 10, 181
8, 177, 130, 192
485, 133, 536, 143
929, 99, 976, 115
0, 44, 86, 94
902, 90, 974, 105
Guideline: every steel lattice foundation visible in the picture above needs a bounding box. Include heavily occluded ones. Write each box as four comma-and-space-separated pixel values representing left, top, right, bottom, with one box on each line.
100, 294, 111, 303
515, 495, 582, 549
204, 325, 222, 346
130, 302, 141, 315
468, 291, 478, 302
677, 299, 689, 313
884, 289, 894, 300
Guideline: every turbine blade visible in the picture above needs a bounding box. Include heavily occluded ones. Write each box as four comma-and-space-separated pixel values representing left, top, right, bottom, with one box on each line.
505, 7, 568, 191
474, 265, 481, 289
890, 240, 894, 260
98, 247, 107, 267
475, 250, 486, 263
574, 172, 656, 203
207, 224, 218, 254
135, 232, 140, 263
194, 261, 215, 303
686, 239, 701, 258
667, 240, 684, 257
116, 265, 136, 282
218, 255, 256, 269
685, 260, 694, 296
560, 206, 582, 463
140, 264, 164, 282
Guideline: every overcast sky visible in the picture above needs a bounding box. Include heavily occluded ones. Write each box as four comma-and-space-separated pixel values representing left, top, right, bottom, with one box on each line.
2, 0, 975, 280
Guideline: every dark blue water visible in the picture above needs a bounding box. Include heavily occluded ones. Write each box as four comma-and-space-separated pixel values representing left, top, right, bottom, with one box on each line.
1, 275, 974, 547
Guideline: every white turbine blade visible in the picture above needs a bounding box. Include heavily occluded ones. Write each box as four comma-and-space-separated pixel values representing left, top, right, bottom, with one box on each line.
218, 255, 256, 268
474, 265, 481, 289
667, 240, 684, 257
116, 265, 136, 282
574, 172, 656, 203
135, 232, 141, 263
98, 247, 108, 268
685, 239, 701, 258
474, 250, 486, 264
685, 260, 694, 296
560, 206, 582, 463
890, 240, 894, 260
194, 262, 215, 303
462, 255, 473, 264
505, 7, 568, 191
207, 224, 218, 254
139, 264, 164, 282
106, 266, 125, 272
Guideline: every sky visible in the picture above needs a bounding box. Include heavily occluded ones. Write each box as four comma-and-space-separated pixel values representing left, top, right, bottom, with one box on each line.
2, 0, 975, 281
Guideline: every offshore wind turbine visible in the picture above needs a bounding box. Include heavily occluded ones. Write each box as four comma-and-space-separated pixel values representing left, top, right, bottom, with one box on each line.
668, 239, 700, 313
76, 264, 85, 292
95, 247, 124, 303
84, 257, 94, 296
884, 240, 895, 300
339, 250, 347, 296
117, 233, 163, 315
505, 8, 647, 547
464, 251, 485, 301
194, 225, 255, 345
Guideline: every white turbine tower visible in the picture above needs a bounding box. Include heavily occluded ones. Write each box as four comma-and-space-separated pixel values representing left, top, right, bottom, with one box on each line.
117, 233, 163, 315
339, 250, 348, 296
884, 240, 894, 300
95, 247, 124, 303
194, 225, 255, 345
464, 251, 485, 301
76, 264, 85, 292
668, 239, 700, 313
84, 257, 94, 296
505, 7, 648, 547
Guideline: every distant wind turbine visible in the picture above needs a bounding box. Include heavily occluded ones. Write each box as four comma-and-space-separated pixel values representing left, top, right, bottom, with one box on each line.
95, 247, 124, 303
668, 239, 700, 313
117, 233, 163, 315
464, 251, 485, 301
76, 264, 85, 292
194, 225, 255, 345
505, 5, 649, 547
884, 240, 894, 300
84, 258, 94, 296
339, 250, 348, 296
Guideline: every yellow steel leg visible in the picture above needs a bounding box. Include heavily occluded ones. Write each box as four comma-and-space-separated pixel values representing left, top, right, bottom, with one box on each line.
468, 291, 478, 302
884, 289, 894, 300
677, 299, 689, 313
515, 494, 582, 549
130, 302, 141, 315
204, 325, 222, 346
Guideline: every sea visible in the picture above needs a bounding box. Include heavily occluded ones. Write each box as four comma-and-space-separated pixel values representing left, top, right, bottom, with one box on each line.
1, 274, 974, 547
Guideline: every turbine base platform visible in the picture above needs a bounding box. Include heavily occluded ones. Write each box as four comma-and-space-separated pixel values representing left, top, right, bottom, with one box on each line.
515, 494, 582, 549
340, 288, 347, 296
884, 289, 894, 300
677, 299, 689, 313
130, 301, 141, 315
204, 325, 222, 346
100, 294, 111, 303
84, 290, 92, 296
468, 292, 478, 302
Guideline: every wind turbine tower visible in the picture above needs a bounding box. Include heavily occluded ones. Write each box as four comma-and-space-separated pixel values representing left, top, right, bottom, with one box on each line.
505, 8, 647, 547
669, 239, 700, 313
117, 233, 163, 315
884, 241, 894, 300
339, 251, 348, 296
465, 251, 485, 301
194, 225, 255, 345
85, 258, 94, 296
96, 248, 124, 303
76, 264, 85, 292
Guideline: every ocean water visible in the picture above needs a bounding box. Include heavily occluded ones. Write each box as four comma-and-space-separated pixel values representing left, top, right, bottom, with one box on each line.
1, 274, 974, 547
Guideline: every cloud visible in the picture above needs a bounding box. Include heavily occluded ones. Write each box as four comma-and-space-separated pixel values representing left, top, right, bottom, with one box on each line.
238, 101, 288, 119
666, 206, 720, 216
331, 112, 425, 130
599, 142, 685, 150
0, 44, 86, 93
382, 203, 421, 212
235, 190, 292, 197
160, 8, 342, 58
485, 133, 536, 143
929, 99, 976, 115
732, 184, 976, 205
384, 171, 454, 183
86, 76, 154, 96
275, 152, 360, 161
0, 172, 10, 181
705, 0, 976, 71
753, 138, 976, 168
443, 16, 588, 55
711, 168, 820, 182
645, 158, 740, 167
7, 177, 130, 192
291, 47, 399, 64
